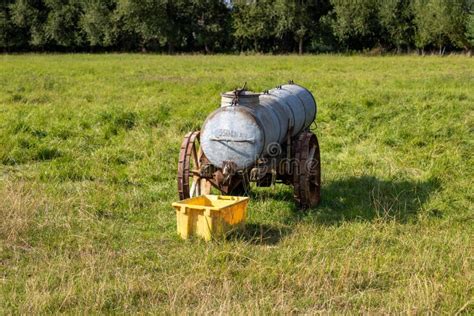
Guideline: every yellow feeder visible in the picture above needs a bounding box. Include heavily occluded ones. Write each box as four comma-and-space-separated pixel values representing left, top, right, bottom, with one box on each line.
172, 195, 249, 241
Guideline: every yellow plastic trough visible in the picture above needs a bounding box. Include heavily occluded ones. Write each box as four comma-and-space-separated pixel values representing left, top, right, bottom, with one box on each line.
172, 195, 249, 241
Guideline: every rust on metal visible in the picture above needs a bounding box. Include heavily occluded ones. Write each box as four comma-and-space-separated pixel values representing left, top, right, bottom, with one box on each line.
176, 82, 321, 209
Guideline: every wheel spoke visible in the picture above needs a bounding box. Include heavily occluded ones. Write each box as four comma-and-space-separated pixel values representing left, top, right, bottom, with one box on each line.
196, 177, 201, 196
201, 179, 211, 195
191, 143, 199, 167
177, 130, 214, 200
190, 180, 197, 197
308, 146, 316, 161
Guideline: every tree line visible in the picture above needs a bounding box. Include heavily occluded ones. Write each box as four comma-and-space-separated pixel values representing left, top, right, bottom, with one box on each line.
1, 0, 473, 54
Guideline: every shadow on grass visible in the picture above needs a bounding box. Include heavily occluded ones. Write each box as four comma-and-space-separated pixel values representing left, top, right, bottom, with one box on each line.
235, 176, 440, 244
314, 176, 441, 225
229, 223, 292, 245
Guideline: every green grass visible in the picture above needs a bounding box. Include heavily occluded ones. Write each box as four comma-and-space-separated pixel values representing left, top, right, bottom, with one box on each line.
0, 54, 473, 313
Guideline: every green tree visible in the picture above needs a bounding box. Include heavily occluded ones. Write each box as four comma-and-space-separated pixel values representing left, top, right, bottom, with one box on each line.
43, 0, 84, 48
466, 11, 474, 51
117, 0, 193, 52
1, 0, 473, 53
413, 0, 469, 54
232, 0, 276, 53
329, 0, 380, 50
1, 0, 19, 50
378, 0, 414, 52
116, 0, 167, 51
274, 0, 330, 54
80, 0, 117, 48
190, 0, 230, 53
9, 0, 48, 47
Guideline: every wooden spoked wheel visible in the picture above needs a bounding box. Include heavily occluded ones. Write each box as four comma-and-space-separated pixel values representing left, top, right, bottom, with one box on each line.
293, 131, 321, 208
177, 131, 212, 200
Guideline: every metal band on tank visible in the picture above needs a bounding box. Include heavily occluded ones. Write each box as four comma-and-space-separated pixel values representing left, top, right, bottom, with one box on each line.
263, 91, 302, 138
280, 86, 308, 132
268, 91, 299, 136
275, 87, 306, 135
288, 83, 317, 125
259, 96, 286, 143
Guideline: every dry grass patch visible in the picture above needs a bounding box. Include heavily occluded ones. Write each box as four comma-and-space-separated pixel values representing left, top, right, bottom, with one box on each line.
0, 181, 47, 247
0, 54, 472, 313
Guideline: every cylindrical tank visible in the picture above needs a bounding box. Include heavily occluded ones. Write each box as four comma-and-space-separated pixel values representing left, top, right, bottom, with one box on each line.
201, 83, 317, 170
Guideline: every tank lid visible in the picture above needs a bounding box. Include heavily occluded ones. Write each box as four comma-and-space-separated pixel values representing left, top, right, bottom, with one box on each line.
221, 90, 260, 107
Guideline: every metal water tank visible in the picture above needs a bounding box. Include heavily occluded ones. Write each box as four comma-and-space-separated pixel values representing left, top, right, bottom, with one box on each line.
200, 83, 317, 170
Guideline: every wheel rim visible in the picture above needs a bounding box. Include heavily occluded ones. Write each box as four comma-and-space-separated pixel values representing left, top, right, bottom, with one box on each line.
177, 131, 212, 200
294, 132, 321, 208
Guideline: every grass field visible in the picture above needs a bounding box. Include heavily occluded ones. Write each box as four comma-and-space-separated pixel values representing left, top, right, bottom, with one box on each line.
0, 54, 473, 313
